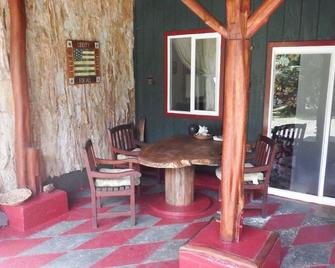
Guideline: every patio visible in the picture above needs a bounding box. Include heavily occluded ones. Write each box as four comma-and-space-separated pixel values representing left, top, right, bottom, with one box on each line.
0, 0, 335, 267
1, 176, 335, 268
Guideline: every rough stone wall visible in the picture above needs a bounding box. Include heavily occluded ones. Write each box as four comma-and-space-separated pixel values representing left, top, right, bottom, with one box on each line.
0, 0, 135, 191
0, 0, 16, 192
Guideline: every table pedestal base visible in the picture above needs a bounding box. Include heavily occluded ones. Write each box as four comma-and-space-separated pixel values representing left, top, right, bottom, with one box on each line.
165, 166, 194, 206
145, 193, 218, 219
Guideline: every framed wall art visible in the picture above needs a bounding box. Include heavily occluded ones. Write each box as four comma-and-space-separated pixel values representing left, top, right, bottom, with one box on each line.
66, 40, 101, 85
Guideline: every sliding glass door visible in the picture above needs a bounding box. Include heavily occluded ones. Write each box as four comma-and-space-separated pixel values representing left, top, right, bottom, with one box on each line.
324, 80, 335, 199
266, 43, 335, 205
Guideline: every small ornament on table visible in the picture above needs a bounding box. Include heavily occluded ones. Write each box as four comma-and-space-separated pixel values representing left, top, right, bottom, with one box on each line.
196, 125, 209, 136
193, 125, 212, 140
188, 124, 199, 136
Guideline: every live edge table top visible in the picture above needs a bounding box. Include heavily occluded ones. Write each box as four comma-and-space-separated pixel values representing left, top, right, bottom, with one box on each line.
138, 135, 222, 169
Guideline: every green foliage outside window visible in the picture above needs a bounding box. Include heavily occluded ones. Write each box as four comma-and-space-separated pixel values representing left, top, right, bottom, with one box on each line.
273, 54, 300, 117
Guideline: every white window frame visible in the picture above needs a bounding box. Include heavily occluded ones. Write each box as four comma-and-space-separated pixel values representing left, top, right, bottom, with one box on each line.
166, 32, 221, 117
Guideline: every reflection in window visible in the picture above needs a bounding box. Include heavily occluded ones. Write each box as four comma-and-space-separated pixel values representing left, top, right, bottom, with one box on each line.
167, 32, 221, 117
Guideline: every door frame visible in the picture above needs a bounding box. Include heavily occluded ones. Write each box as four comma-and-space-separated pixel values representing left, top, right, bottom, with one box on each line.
263, 40, 335, 206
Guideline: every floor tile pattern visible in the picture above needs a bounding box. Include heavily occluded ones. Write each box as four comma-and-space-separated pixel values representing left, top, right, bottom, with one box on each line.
0, 177, 335, 267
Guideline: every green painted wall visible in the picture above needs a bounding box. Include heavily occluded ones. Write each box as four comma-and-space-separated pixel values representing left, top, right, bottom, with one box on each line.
134, 0, 335, 143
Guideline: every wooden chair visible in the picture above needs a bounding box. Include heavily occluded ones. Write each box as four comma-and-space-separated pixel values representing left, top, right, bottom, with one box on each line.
82, 139, 141, 228
108, 122, 164, 182
216, 135, 276, 217
271, 124, 306, 189
109, 123, 141, 161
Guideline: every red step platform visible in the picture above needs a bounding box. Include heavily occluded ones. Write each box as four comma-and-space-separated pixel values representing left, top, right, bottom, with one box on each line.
180, 220, 281, 268
0, 190, 68, 232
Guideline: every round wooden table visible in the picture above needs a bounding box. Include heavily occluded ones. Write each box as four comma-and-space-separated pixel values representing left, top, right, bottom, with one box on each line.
139, 135, 221, 218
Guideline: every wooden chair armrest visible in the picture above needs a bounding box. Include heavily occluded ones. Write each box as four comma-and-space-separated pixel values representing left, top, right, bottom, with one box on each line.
96, 158, 139, 166
244, 165, 269, 173
112, 148, 140, 156
91, 170, 141, 179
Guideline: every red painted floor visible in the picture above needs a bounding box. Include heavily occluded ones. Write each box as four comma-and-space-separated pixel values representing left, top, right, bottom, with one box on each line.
0, 177, 335, 267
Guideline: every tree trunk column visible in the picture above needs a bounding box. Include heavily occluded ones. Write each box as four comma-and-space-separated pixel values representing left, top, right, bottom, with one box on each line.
220, 39, 248, 242
165, 167, 194, 206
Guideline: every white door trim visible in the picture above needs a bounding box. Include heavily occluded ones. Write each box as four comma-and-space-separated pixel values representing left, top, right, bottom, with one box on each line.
269, 187, 335, 206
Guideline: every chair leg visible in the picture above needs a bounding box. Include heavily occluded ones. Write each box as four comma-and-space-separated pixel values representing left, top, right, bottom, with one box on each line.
92, 195, 98, 228
136, 184, 141, 197
97, 197, 101, 208
130, 191, 136, 226
250, 191, 254, 202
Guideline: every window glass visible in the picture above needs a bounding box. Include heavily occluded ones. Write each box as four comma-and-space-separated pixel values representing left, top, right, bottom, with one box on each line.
170, 38, 191, 111
166, 31, 222, 118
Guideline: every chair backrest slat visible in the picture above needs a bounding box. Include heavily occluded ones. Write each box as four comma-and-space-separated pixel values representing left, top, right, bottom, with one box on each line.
124, 127, 134, 150
253, 135, 276, 168
271, 123, 306, 148
119, 128, 126, 149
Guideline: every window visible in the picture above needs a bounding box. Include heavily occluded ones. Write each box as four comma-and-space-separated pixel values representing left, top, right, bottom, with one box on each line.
165, 30, 223, 118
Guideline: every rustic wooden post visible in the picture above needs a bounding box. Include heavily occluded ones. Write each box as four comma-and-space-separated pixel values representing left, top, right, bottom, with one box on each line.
181, 0, 284, 241
9, 0, 31, 188
219, 0, 249, 242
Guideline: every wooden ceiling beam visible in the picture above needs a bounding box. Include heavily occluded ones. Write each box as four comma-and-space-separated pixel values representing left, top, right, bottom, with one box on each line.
181, 0, 228, 38
246, 0, 284, 38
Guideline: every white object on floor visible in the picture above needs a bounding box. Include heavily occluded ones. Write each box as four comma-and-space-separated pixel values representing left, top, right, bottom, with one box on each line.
0, 188, 32, 206
213, 135, 223, 141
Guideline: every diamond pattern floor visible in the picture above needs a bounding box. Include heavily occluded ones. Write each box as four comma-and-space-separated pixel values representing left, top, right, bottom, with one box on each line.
1, 177, 335, 267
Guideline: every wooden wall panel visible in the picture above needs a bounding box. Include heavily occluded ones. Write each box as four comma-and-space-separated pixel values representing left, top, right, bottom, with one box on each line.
211, 0, 226, 24
135, 0, 225, 143
300, 0, 320, 40
134, 0, 335, 143
134, 0, 145, 126
248, 0, 268, 140
266, 4, 285, 42
283, 0, 303, 41
318, 0, 335, 40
